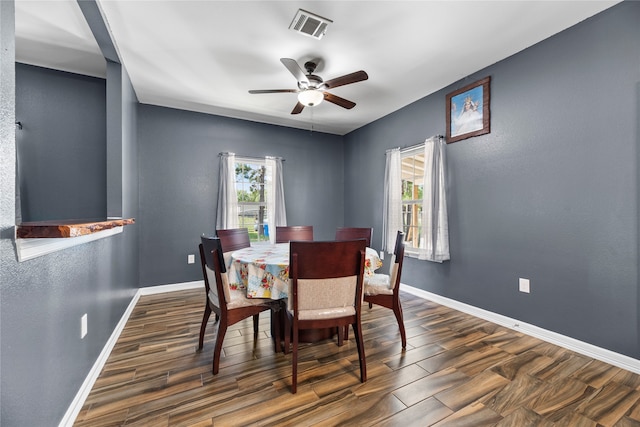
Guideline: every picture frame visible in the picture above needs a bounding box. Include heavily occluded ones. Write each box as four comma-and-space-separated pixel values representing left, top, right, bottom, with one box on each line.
446, 76, 490, 143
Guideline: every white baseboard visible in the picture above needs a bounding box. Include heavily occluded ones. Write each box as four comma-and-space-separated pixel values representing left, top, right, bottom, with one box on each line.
139, 280, 203, 295
58, 281, 202, 427
400, 284, 640, 375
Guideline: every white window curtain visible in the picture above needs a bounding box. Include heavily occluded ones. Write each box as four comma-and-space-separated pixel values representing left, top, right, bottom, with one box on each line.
383, 137, 450, 262
382, 148, 402, 253
265, 156, 287, 244
215, 152, 238, 230
419, 136, 450, 262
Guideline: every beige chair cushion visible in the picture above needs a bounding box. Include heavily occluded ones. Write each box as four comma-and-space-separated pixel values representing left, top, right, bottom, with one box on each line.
364, 259, 398, 296
388, 258, 399, 289
205, 264, 231, 304
223, 251, 234, 271
226, 288, 270, 309
288, 275, 358, 320
206, 265, 267, 310
364, 274, 393, 296
296, 306, 356, 320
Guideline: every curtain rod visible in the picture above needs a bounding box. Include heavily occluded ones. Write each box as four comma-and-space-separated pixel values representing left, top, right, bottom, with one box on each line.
399, 135, 444, 152
219, 152, 285, 162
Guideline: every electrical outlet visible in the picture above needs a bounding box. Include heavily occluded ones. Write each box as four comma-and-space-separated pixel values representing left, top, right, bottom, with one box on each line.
379, 251, 384, 260
81, 313, 88, 339
519, 278, 530, 293
188, 254, 195, 264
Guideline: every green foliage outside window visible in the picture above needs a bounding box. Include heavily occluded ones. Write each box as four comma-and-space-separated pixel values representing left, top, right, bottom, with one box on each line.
235, 162, 269, 242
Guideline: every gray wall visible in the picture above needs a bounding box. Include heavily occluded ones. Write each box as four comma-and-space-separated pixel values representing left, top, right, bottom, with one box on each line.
344, 2, 640, 358
0, 5, 139, 426
15, 63, 107, 221
2, 1, 639, 425
137, 104, 344, 286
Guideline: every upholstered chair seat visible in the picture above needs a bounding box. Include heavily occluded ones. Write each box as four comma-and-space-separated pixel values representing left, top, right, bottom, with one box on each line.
363, 231, 407, 349
204, 265, 270, 310
284, 240, 368, 393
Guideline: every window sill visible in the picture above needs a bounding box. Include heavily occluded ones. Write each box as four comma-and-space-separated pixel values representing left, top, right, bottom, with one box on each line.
15, 218, 135, 262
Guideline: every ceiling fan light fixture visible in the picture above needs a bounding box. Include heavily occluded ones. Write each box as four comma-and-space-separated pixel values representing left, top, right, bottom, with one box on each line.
298, 89, 324, 107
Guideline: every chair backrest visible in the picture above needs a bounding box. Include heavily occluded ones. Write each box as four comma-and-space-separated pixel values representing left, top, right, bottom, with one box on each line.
389, 231, 405, 290
216, 228, 251, 267
200, 236, 231, 305
289, 240, 366, 317
335, 227, 373, 247
201, 235, 226, 273
275, 225, 313, 243
216, 228, 251, 253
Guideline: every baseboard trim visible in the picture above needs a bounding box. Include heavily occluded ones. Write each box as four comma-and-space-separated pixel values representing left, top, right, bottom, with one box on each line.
58, 281, 202, 427
400, 284, 640, 375
139, 280, 203, 295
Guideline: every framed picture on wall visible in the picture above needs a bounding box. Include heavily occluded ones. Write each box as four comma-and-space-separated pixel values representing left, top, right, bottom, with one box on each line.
446, 76, 490, 143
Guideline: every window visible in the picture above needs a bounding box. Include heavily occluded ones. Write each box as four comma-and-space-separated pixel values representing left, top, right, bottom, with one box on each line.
217, 153, 286, 244
235, 159, 270, 242
401, 148, 425, 253
384, 137, 449, 262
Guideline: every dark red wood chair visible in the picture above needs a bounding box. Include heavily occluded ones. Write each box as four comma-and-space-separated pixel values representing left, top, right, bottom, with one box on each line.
284, 239, 367, 393
216, 227, 251, 251
198, 236, 274, 374
364, 231, 407, 349
215, 227, 283, 352
275, 225, 313, 243
335, 227, 372, 247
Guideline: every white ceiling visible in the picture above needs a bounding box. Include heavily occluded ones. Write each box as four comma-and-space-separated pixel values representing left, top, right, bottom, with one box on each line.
15, 1, 620, 135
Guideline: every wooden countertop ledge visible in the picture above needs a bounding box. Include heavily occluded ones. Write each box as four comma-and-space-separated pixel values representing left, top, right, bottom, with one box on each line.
17, 218, 135, 238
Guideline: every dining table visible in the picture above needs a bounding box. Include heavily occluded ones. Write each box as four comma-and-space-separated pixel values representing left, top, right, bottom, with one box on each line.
227, 242, 383, 346
227, 242, 383, 299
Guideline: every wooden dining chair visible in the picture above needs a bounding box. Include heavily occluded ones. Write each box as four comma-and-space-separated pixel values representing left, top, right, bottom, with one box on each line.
335, 227, 373, 247
336, 227, 373, 342
285, 239, 368, 393
275, 225, 313, 243
216, 227, 251, 265
364, 230, 407, 349
198, 236, 275, 374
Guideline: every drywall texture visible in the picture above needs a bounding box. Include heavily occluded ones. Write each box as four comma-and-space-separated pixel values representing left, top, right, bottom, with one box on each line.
344, 2, 640, 358
137, 104, 345, 286
15, 63, 107, 221
1, 20, 139, 427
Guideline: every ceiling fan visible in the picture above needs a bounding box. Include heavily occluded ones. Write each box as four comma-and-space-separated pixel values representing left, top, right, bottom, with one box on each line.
249, 58, 368, 114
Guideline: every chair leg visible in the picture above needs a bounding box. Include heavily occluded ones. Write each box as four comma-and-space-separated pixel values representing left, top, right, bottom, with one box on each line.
271, 307, 282, 353
252, 314, 260, 339
291, 325, 299, 394
352, 322, 367, 383
343, 325, 349, 342
212, 318, 228, 375
393, 302, 407, 349
283, 313, 291, 355
198, 304, 212, 350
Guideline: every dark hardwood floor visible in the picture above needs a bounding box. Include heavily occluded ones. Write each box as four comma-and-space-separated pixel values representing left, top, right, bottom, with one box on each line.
74, 288, 640, 426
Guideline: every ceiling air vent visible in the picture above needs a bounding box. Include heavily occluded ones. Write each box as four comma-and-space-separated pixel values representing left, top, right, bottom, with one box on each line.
289, 9, 332, 40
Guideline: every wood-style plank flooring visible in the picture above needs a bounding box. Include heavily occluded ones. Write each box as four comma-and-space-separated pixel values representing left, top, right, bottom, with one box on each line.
74, 289, 640, 426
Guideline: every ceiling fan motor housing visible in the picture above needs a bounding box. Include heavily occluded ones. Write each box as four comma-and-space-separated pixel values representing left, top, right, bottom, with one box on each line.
299, 74, 324, 90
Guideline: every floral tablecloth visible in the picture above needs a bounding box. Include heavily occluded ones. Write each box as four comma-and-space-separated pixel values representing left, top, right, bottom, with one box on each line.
228, 243, 383, 299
